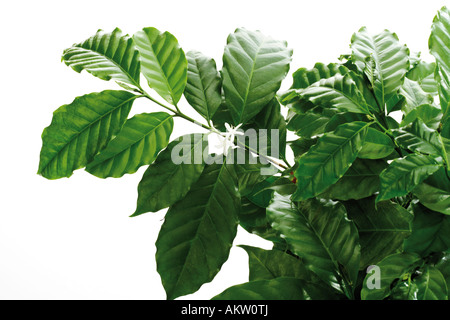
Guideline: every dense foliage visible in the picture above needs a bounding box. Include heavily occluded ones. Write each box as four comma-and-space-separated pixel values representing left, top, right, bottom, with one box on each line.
38, 7, 450, 300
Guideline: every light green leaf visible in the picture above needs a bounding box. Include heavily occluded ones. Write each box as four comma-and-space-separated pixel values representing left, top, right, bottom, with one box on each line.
406, 60, 439, 96
290, 62, 349, 90
415, 266, 448, 300
358, 127, 395, 159
156, 162, 240, 300
133, 27, 187, 105
351, 27, 410, 109
222, 28, 292, 125
184, 51, 222, 121
401, 104, 442, 130
413, 168, 450, 215
132, 134, 207, 216
62, 28, 141, 89
361, 252, 422, 300
344, 196, 413, 268
267, 193, 360, 298
399, 78, 434, 115
38, 90, 138, 179
321, 159, 387, 201
85, 112, 173, 178
292, 121, 369, 201
429, 6, 450, 115
376, 154, 442, 203
403, 202, 450, 257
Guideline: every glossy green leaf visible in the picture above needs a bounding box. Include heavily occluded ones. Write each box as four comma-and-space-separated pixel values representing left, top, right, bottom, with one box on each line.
184, 51, 222, 121
132, 134, 207, 216
155, 162, 240, 300
286, 106, 335, 138
62, 28, 141, 89
406, 60, 439, 96
399, 78, 434, 115
292, 121, 369, 201
245, 176, 277, 208
38, 90, 138, 179
290, 62, 349, 90
415, 266, 448, 300
212, 277, 334, 300
85, 112, 173, 178
401, 104, 442, 130
321, 159, 387, 201
376, 154, 442, 203
344, 196, 413, 267
413, 168, 450, 215
435, 252, 450, 295
429, 6, 450, 115
222, 28, 292, 125
361, 252, 422, 300
351, 27, 410, 109
358, 127, 395, 159
233, 152, 270, 197
239, 246, 318, 282
267, 193, 360, 297
284, 74, 371, 115
404, 202, 450, 257
133, 27, 187, 105
288, 138, 318, 159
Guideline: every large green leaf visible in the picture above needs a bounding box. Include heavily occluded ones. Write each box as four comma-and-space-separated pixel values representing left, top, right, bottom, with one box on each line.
286, 106, 335, 138
292, 121, 369, 201
393, 119, 447, 160
403, 202, 450, 257
320, 159, 387, 201
429, 6, 450, 115
222, 28, 292, 125
376, 154, 442, 203
283, 74, 371, 115
184, 51, 222, 121
361, 252, 422, 300
399, 78, 434, 115
415, 266, 448, 300
401, 103, 442, 130
413, 168, 450, 215
290, 62, 349, 90
406, 60, 438, 96
38, 90, 138, 179
62, 28, 141, 89
133, 27, 187, 105
85, 112, 173, 178
239, 246, 318, 282
436, 252, 450, 296
155, 162, 240, 300
132, 134, 207, 216
351, 27, 410, 109
344, 196, 413, 268
212, 277, 334, 300
267, 193, 360, 298
358, 127, 395, 160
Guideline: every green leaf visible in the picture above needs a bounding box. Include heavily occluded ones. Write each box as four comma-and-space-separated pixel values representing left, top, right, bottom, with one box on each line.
292, 121, 369, 201
324, 112, 368, 133
85, 112, 173, 178
406, 60, 439, 96
62, 28, 141, 89
361, 252, 422, 300
290, 62, 349, 90
222, 28, 292, 125
233, 152, 270, 197
358, 127, 395, 160
393, 120, 447, 159
413, 168, 450, 215
286, 106, 335, 138
415, 266, 448, 300
320, 159, 387, 201
245, 176, 277, 208
133, 27, 187, 105
285, 74, 371, 115
288, 138, 318, 159
399, 78, 434, 115
403, 202, 450, 257
212, 277, 334, 300
38, 90, 138, 179
351, 27, 410, 109
429, 6, 450, 115
239, 246, 318, 282
132, 134, 207, 216
435, 252, 450, 296
376, 154, 442, 203
184, 51, 222, 121
344, 196, 413, 268
267, 193, 360, 297
401, 103, 442, 130
155, 162, 240, 300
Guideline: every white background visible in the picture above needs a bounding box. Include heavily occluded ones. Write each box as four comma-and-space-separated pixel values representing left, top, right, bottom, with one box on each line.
0, 0, 448, 300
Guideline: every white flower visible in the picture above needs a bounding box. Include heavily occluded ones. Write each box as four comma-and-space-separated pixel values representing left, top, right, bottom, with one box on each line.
209, 123, 244, 156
